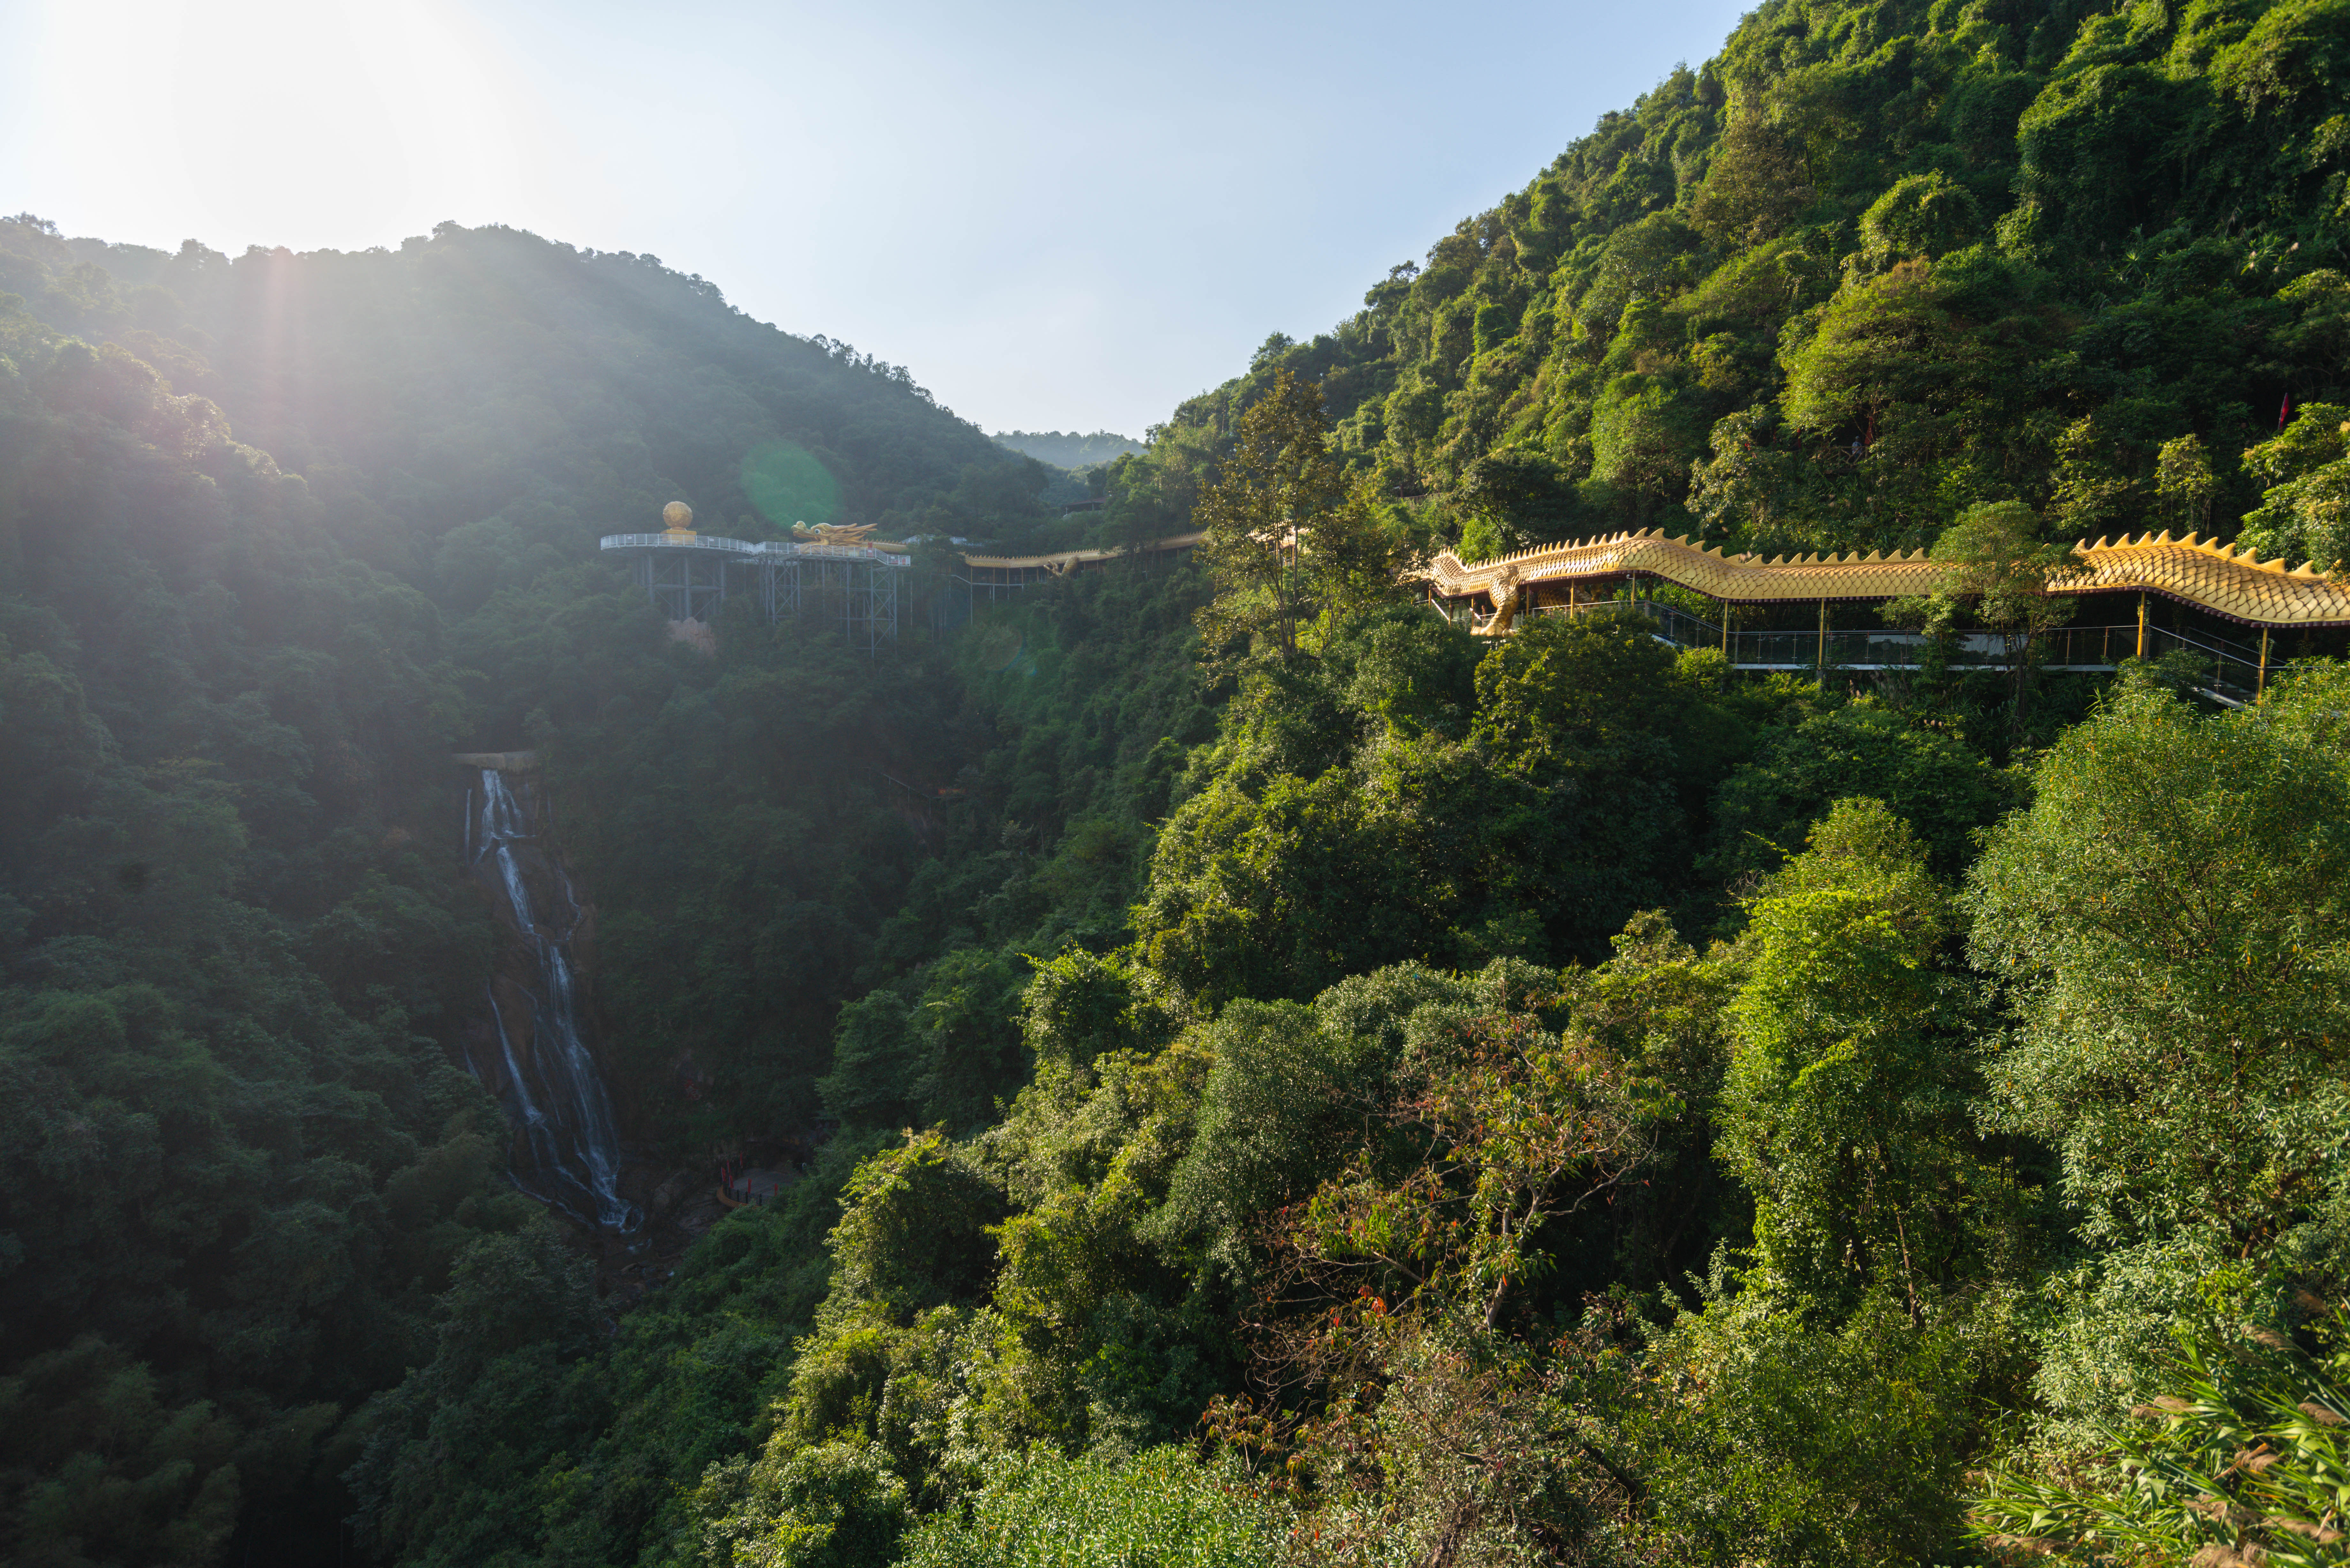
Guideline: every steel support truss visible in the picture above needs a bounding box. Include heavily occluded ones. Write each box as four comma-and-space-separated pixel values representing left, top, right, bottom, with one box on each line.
613, 541, 902, 651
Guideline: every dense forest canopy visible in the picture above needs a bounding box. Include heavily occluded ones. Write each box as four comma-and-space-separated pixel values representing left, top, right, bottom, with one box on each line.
11, 0, 2350, 1563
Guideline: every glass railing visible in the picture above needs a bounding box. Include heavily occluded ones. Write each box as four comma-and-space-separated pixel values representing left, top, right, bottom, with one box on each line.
600, 532, 765, 553
1457, 596, 2280, 700
598, 533, 912, 566
1522, 599, 2174, 674
2142, 622, 2267, 705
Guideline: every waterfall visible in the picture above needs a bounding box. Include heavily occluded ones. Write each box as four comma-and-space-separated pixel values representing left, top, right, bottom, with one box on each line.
465, 768, 641, 1232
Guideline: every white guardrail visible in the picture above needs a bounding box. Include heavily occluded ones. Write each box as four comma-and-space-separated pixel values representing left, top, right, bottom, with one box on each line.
598, 534, 913, 567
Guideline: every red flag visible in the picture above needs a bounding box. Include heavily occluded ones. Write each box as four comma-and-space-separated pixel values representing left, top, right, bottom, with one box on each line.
2281, 395, 2293, 429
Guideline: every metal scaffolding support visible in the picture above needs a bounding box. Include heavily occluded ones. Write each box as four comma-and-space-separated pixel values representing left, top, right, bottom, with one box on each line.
602, 533, 905, 650
635, 549, 729, 622
755, 554, 899, 654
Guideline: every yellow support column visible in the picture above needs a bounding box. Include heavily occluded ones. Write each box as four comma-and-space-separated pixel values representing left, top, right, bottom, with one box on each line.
2136, 593, 2148, 660
2259, 626, 2272, 696
1816, 599, 1828, 675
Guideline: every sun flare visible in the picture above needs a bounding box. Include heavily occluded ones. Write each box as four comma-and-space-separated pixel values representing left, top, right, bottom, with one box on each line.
22, 0, 529, 250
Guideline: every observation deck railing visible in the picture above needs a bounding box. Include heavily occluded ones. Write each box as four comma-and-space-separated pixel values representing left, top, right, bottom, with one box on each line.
598, 533, 913, 567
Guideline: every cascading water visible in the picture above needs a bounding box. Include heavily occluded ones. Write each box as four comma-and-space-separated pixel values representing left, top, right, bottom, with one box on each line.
464, 768, 641, 1232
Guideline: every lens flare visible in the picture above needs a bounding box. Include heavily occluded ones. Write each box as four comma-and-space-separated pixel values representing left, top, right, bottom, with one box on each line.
741, 439, 842, 527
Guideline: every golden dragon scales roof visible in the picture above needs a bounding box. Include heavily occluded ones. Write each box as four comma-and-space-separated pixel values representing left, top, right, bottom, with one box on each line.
1421, 529, 2350, 629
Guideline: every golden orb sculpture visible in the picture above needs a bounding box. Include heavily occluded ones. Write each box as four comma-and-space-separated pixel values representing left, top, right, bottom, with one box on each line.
661, 501, 694, 533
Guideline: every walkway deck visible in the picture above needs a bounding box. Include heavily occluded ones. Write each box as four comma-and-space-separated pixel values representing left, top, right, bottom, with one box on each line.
1425, 528, 2339, 706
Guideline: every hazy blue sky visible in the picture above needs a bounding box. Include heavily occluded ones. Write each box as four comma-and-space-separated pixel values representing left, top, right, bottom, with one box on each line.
3, 0, 1752, 438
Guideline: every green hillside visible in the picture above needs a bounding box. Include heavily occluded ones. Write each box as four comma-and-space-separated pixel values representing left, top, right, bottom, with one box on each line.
4, 218, 1087, 558
1105, 0, 2350, 572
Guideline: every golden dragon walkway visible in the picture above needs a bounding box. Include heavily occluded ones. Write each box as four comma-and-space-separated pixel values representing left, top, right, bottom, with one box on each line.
1423, 529, 2350, 635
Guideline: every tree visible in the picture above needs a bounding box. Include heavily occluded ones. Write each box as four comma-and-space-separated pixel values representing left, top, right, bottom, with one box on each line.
1591, 374, 1704, 516
1192, 369, 1352, 663
1705, 700, 2014, 884
2154, 431, 2217, 536
1690, 111, 1815, 247
1780, 260, 1962, 441
686, 1436, 912, 1568
1968, 673, 2350, 1413
1455, 447, 1574, 555
1856, 173, 1981, 266
1884, 501, 2081, 734
1971, 676, 2350, 1246
1721, 799, 2023, 1317
1204, 961, 1674, 1567
2238, 403, 2350, 572
1642, 1287, 1988, 1568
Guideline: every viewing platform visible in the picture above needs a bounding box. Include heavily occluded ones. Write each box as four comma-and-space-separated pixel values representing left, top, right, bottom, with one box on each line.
596, 531, 914, 566
602, 504, 1203, 643
601, 504, 911, 649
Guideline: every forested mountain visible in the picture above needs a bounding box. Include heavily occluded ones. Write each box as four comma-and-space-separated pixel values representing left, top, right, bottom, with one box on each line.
1102, 0, 2350, 573
0, 216, 1140, 1565
991, 430, 1147, 470
12, 0, 2350, 1564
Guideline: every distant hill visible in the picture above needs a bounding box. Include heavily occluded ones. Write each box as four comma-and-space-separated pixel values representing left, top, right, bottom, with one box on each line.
0, 217, 1060, 560
992, 428, 1146, 468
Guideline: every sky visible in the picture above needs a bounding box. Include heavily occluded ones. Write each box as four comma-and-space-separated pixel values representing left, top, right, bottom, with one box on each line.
0, 0, 1754, 439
